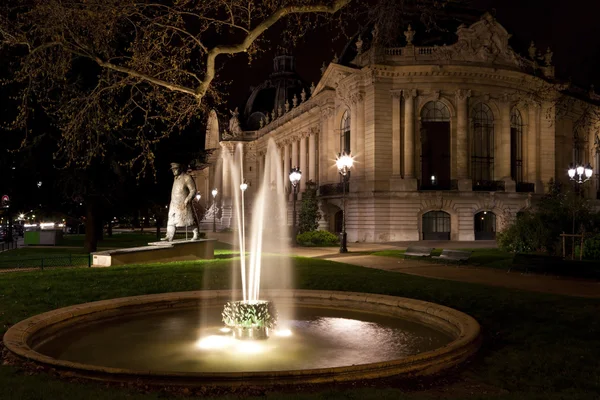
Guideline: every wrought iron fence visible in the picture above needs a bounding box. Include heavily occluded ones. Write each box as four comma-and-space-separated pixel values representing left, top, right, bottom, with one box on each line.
516, 182, 535, 193
318, 182, 349, 196
0, 254, 91, 272
418, 179, 458, 191
0, 241, 18, 252
472, 180, 505, 191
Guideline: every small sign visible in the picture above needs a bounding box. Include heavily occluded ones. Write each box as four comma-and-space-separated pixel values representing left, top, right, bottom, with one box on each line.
1, 195, 8, 202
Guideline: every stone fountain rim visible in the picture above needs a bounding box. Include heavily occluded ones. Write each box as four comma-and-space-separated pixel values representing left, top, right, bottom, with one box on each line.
3, 289, 481, 386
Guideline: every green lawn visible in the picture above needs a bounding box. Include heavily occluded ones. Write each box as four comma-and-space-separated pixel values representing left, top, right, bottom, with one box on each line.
0, 233, 233, 269
1, 256, 599, 399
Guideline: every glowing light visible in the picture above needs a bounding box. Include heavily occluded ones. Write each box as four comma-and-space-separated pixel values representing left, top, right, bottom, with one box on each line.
275, 329, 292, 337
235, 341, 264, 354
219, 327, 231, 333
195, 193, 201, 201
195, 335, 234, 350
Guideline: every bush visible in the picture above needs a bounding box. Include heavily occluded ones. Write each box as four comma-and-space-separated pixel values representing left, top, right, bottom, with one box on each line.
296, 230, 339, 246
298, 183, 320, 234
583, 234, 600, 260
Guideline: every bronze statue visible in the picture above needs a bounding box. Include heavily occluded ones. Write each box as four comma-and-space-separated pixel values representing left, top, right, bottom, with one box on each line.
164, 163, 199, 241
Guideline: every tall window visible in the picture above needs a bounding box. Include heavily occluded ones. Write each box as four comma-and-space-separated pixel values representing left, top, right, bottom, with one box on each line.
340, 110, 351, 154
471, 103, 494, 182
510, 108, 523, 183
573, 129, 583, 165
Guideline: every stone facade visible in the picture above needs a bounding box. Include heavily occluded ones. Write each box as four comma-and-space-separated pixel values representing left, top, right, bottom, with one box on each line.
199, 13, 600, 242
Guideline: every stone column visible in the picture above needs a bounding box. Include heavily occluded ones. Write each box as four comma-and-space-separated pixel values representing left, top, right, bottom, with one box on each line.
499, 97, 514, 191
391, 92, 402, 176
258, 152, 265, 187
319, 107, 333, 182
299, 134, 307, 192
355, 94, 365, 179
403, 89, 417, 179
308, 129, 317, 183
527, 101, 541, 192
456, 89, 472, 191
284, 142, 290, 194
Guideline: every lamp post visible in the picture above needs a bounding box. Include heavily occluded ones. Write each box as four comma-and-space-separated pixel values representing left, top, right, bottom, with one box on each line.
211, 188, 218, 232
568, 163, 593, 184
336, 152, 353, 253
567, 162, 594, 259
289, 167, 302, 245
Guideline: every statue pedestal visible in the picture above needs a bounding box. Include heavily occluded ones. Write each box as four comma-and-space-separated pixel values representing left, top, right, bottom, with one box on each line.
92, 239, 216, 267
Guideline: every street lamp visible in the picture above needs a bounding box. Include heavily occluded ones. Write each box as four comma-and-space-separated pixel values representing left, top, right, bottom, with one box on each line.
211, 188, 218, 232
195, 193, 201, 202
289, 167, 302, 245
568, 163, 593, 183
336, 152, 353, 253
566, 162, 594, 259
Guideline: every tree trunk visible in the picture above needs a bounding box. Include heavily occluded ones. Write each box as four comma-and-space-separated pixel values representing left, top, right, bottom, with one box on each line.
84, 200, 99, 253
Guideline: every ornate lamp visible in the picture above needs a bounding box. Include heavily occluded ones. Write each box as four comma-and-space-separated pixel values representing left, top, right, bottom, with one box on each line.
336, 152, 353, 253
568, 162, 593, 184
288, 167, 302, 245
211, 188, 218, 232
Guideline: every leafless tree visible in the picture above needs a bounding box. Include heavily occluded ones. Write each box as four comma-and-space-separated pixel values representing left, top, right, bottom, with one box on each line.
0, 0, 351, 172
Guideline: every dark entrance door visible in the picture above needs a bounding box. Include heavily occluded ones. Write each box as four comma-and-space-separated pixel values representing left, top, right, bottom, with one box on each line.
334, 210, 343, 234
421, 122, 451, 189
474, 211, 496, 240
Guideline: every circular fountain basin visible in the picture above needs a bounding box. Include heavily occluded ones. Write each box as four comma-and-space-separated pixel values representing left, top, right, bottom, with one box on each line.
3, 290, 480, 386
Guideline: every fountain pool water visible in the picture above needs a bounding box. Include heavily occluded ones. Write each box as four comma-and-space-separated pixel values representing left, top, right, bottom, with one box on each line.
4, 290, 481, 386
3, 139, 481, 387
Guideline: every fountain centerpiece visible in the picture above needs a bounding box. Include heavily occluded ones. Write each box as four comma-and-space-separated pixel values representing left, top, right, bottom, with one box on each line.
219, 139, 290, 340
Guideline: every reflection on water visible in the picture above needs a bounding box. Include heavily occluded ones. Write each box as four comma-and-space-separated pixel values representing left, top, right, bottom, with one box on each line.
36, 307, 452, 373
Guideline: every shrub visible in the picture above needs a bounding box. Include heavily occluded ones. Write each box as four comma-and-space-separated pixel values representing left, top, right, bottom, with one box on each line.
583, 234, 600, 260
297, 230, 339, 246
298, 183, 320, 234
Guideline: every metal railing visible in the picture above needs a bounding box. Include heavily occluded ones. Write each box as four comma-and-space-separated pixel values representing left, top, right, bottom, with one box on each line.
418, 179, 458, 191
0, 241, 18, 252
516, 182, 535, 193
0, 254, 91, 272
318, 182, 349, 196
472, 180, 505, 191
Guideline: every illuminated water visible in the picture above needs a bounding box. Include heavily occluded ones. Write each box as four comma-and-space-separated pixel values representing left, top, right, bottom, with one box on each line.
223, 139, 291, 303
35, 306, 452, 373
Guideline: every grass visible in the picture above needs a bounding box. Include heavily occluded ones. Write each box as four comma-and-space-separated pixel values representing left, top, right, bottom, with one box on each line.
0, 256, 599, 399
0, 233, 233, 269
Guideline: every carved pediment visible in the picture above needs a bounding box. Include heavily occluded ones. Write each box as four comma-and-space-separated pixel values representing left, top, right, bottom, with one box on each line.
433, 12, 520, 68
312, 63, 357, 96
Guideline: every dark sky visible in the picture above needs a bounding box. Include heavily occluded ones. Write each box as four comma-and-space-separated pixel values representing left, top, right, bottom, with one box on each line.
219, 0, 600, 111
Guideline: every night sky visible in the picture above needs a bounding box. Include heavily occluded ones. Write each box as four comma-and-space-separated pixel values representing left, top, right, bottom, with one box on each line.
220, 0, 600, 111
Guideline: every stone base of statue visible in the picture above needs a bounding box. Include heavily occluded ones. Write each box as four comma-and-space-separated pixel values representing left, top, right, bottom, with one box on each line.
91, 239, 216, 267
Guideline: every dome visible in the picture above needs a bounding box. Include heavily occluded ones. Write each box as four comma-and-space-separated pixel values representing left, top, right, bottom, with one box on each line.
243, 51, 309, 130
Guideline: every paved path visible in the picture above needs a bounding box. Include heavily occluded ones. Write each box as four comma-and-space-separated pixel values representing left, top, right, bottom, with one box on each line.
319, 254, 600, 298
204, 232, 599, 298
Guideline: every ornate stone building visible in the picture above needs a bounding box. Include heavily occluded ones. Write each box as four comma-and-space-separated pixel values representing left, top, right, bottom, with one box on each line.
197, 13, 600, 242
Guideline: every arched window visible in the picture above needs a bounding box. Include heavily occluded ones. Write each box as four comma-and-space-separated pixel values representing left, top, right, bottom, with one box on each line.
422, 211, 451, 240
510, 108, 523, 183
421, 101, 450, 122
340, 110, 351, 154
420, 101, 451, 189
573, 129, 583, 165
471, 103, 494, 182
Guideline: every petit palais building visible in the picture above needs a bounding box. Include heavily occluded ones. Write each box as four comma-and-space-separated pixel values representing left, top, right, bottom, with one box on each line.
195, 13, 600, 242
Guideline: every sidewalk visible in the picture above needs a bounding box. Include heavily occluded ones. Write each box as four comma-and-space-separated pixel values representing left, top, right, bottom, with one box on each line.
320, 254, 600, 298
206, 232, 599, 298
